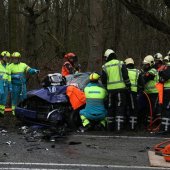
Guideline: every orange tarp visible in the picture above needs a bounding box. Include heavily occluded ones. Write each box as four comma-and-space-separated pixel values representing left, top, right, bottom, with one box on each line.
66, 85, 86, 110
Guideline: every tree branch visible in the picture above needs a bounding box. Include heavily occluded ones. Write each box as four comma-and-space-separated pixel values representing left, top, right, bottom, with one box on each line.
120, 0, 170, 35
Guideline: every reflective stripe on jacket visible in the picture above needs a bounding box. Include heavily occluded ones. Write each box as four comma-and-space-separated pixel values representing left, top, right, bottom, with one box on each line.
8, 62, 30, 85
61, 61, 74, 76
128, 68, 140, 92
80, 82, 107, 120
145, 68, 159, 93
102, 59, 126, 90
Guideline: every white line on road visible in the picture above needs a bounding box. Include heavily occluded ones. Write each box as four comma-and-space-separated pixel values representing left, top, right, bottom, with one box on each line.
74, 134, 170, 140
0, 162, 169, 169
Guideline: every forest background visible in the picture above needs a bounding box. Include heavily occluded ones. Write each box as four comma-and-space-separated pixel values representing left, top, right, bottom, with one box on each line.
2, 0, 170, 88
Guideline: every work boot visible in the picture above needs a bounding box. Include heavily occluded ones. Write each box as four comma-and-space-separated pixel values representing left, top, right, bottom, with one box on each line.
95, 124, 106, 131
77, 124, 92, 133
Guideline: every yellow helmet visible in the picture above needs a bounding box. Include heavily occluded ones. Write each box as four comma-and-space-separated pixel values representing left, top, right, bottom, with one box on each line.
11, 52, 21, 58
1, 51, 10, 57
89, 72, 100, 81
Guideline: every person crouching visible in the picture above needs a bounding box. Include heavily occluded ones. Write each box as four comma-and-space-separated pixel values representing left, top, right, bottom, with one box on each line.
79, 72, 108, 132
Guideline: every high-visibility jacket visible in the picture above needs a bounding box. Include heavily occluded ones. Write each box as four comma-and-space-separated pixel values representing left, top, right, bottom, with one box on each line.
145, 68, 159, 94
80, 82, 107, 120
0, 61, 11, 94
128, 68, 140, 92
102, 59, 126, 90
8, 62, 36, 85
61, 61, 74, 77
66, 85, 86, 110
163, 63, 170, 90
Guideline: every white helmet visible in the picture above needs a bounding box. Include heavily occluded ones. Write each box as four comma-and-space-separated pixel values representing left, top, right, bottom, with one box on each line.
164, 56, 170, 62
154, 53, 163, 61
167, 51, 170, 56
143, 55, 154, 66
104, 49, 115, 60
124, 58, 134, 65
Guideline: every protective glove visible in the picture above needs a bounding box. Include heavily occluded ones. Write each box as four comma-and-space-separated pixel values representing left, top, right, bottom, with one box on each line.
28, 68, 40, 75
35, 69, 40, 74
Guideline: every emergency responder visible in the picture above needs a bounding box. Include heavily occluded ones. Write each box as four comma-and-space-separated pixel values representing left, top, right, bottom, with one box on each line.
138, 55, 159, 127
79, 72, 108, 132
159, 55, 170, 132
0, 51, 11, 116
163, 56, 169, 64
124, 58, 140, 130
8, 52, 39, 115
61, 52, 80, 77
102, 49, 131, 131
154, 53, 163, 71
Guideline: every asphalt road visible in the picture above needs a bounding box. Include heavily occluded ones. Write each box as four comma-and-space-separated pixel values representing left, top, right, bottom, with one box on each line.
0, 126, 170, 170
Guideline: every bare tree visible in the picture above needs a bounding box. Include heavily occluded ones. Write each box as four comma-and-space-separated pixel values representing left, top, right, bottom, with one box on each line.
8, 0, 18, 51
87, 0, 104, 71
119, 0, 170, 35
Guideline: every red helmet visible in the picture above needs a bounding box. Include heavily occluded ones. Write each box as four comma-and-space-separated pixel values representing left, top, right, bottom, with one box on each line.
64, 52, 76, 59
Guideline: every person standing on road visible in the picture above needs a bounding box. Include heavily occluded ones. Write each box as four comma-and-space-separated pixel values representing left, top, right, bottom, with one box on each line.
138, 55, 159, 128
8, 52, 39, 115
79, 72, 108, 132
0, 51, 11, 116
124, 58, 140, 130
102, 49, 131, 131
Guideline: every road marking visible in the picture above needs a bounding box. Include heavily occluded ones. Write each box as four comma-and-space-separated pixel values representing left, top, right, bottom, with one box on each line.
0, 169, 73, 170
74, 134, 170, 140
0, 162, 168, 169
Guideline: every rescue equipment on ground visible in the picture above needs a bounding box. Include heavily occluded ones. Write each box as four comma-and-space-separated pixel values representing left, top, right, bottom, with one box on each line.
153, 140, 170, 162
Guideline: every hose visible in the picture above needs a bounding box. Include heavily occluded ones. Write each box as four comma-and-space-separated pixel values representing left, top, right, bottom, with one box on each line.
143, 91, 153, 127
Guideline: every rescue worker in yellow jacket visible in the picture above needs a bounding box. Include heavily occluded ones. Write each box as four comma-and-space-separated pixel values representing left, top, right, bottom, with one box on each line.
159, 54, 170, 132
0, 51, 11, 116
8, 52, 39, 115
102, 49, 131, 131
79, 72, 108, 132
138, 55, 159, 127
124, 58, 140, 130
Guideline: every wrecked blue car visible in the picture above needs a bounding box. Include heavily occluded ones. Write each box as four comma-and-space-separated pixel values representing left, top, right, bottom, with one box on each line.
15, 72, 90, 128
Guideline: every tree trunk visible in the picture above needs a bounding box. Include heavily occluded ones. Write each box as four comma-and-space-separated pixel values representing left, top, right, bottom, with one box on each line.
87, 0, 103, 72
8, 0, 18, 51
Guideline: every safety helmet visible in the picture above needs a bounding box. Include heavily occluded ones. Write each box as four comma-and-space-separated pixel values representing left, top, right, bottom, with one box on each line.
64, 52, 76, 59
124, 58, 134, 65
104, 49, 115, 60
143, 55, 154, 66
89, 72, 100, 81
167, 51, 170, 56
164, 56, 170, 62
154, 53, 163, 61
11, 52, 21, 58
1, 51, 10, 57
